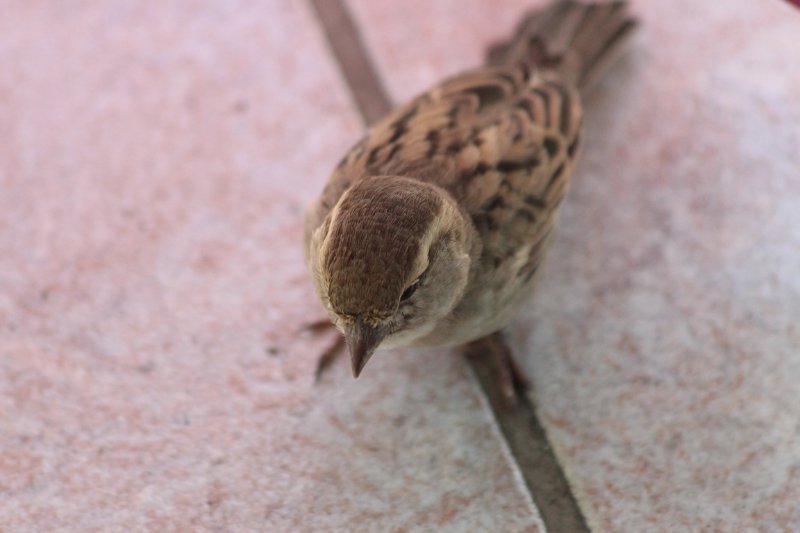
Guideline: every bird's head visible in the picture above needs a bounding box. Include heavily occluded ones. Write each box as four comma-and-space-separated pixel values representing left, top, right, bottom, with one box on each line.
308, 176, 476, 377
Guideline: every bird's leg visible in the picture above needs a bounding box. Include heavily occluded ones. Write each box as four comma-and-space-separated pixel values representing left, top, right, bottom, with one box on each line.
315, 334, 346, 383
466, 332, 530, 402
303, 319, 337, 334
302, 319, 346, 382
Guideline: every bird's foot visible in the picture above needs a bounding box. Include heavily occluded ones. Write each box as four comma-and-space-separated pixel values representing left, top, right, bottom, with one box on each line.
465, 332, 530, 403
302, 319, 337, 334
302, 319, 346, 382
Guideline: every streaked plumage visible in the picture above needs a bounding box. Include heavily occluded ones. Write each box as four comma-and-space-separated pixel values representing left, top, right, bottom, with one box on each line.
305, 1, 637, 381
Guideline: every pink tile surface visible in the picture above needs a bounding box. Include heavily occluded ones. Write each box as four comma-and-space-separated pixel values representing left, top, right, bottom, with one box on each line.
0, 1, 543, 531
350, 0, 800, 530
351, 0, 537, 104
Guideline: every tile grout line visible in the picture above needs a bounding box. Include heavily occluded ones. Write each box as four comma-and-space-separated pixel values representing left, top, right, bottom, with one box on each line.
467, 356, 590, 532
307, 0, 391, 127
307, 1, 589, 531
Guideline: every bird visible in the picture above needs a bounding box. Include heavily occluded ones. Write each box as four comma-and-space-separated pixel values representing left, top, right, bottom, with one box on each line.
305, 1, 637, 398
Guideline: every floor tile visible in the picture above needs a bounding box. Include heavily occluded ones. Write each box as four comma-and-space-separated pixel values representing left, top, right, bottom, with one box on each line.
0, 1, 543, 531
350, 0, 537, 104
349, 0, 800, 530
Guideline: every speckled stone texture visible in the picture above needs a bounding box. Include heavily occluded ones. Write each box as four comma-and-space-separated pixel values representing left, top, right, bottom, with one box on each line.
350, 0, 800, 530
0, 1, 545, 532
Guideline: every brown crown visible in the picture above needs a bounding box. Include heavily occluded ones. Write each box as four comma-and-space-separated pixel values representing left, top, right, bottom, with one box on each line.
324, 176, 442, 321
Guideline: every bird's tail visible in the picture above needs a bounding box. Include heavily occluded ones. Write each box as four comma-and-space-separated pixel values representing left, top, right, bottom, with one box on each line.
487, 1, 637, 91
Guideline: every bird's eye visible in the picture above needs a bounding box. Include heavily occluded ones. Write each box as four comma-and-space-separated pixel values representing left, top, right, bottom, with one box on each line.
400, 279, 420, 302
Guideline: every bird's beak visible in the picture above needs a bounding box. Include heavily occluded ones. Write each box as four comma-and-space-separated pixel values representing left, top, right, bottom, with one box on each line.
344, 319, 388, 378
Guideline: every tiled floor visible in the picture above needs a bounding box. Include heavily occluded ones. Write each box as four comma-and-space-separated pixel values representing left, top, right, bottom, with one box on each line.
0, 1, 542, 531
351, 0, 800, 530
1, 1, 798, 532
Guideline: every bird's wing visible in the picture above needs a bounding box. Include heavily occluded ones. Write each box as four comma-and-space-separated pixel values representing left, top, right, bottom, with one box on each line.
308, 64, 582, 272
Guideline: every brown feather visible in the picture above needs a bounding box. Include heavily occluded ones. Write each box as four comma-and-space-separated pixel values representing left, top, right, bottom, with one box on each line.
323, 177, 442, 323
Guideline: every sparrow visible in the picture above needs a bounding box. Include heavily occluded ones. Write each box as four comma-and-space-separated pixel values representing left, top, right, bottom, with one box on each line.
305, 1, 637, 395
